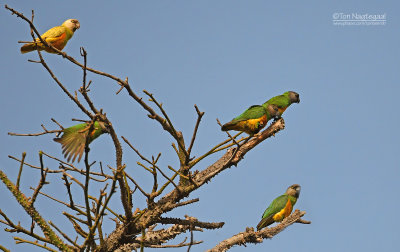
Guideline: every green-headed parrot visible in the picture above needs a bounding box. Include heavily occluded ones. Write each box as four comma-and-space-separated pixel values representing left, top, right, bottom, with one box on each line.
263, 91, 300, 115
20, 19, 80, 54
53, 121, 107, 163
221, 104, 280, 135
256, 184, 301, 230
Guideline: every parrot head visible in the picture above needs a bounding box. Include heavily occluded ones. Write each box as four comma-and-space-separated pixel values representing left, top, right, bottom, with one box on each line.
94, 121, 110, 133
286, 184, 301, 198
266, 104, 281, 119
63, 19, 80, 32
288, 91, 300, 104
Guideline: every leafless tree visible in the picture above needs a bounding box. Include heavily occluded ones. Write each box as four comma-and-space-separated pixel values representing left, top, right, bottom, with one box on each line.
0, 6, 310, 252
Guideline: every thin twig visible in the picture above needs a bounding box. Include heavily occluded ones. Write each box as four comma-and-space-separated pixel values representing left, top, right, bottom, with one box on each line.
121, 136, 153, 165
154, 166, 180, 195
143, 90, 189, 160
30, 151, 49, 206
62, 174, 75, 208
81, 175, 118, 249
15, 152, 26, 190
187, 105, 205, 161
14, 237, 58, 252
187, 226, 194, 252
125, 173, 150, 198
79, 47, 98, 114
0, 209, 51, 244
8, 129, 61, 136
49, 221, 79, 247
0, 244, 10, 252
51, 118, 64, 130
188, 132, 242, 168
82, 121, 95, 248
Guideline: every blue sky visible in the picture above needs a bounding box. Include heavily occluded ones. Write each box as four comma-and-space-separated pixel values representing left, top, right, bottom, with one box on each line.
0, 1, 399, 251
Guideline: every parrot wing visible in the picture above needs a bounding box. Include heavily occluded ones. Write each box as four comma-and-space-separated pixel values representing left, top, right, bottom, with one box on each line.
40, 26, 67, 41
264, 95, 290, 108
256, 194, 288, 230
230, 105, 266, 123
54, 123, 89, 163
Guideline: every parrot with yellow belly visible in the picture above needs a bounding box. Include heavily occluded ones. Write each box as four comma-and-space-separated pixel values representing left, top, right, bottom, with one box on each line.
221, 104, 280, 135
256, 184, 301, 230
20, 19, 80, 54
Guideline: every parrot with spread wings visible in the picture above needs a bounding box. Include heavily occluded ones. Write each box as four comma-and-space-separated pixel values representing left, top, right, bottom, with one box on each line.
54, 121, 107, 163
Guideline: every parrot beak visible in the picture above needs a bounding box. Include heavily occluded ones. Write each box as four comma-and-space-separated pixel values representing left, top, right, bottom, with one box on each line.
74, 22, 80, 31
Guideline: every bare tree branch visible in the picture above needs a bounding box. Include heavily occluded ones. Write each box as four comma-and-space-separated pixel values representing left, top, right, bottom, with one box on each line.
2, 6, 309, 252
208, 210, 310, 252
0, 170, 74, 251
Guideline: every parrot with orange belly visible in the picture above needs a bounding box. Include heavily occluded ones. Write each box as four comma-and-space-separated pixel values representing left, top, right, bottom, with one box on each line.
256, 184, 301, 230
221, 104, 280, 135
20, 19, 80, 54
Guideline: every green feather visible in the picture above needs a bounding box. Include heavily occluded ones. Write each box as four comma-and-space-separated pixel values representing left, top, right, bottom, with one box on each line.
263, 91, 300, 110
54, 122, 106, 163
261, 195, 289, 219
256, 193, 298, 230
231, 105, 267, 123
264, 92, 291, 108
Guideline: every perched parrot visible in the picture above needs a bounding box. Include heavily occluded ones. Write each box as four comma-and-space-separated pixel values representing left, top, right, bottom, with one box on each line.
54, 121, 107, 163
221, 104, 281, 135
263, 91, 300, 115
256, 184, 301, 230
20, 19, 80, 54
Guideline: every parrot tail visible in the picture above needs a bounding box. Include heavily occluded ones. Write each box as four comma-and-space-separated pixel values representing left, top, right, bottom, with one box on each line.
53, 137, 62, 143
221, 122, 235, 131
256, 216, 274, 231
20, 42, 43, 54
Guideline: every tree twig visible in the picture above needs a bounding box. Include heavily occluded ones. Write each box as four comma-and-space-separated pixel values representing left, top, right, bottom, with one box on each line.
187, 105, 204, 161
15, 152, 26, 190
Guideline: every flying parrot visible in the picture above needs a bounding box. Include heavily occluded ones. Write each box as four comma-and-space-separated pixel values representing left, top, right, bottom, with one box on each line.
20, 19, 80, 54
221, 104, 281, 135
263, 91, 300, 115
53, 121, 107, 163
256, 184, 301, 230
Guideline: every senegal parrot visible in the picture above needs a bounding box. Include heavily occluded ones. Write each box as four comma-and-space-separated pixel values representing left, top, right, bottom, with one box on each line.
256, 184, 301, 230
263, 91, 300, 115
20, 19, 80, 54
221, 104, 280, 135
54, 121, 107, 163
